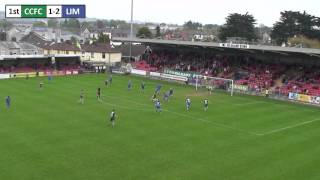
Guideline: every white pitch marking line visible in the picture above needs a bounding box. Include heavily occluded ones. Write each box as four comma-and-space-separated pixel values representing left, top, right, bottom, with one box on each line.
102, 95, 260, 136
234, 101, 266, 106
258, 118, 320, 136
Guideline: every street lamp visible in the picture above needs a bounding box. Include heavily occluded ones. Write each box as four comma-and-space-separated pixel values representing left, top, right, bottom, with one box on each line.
129, 0, 133, 61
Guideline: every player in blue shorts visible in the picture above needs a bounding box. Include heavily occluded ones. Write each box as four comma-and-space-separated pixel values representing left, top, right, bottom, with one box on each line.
48, 74, 52, 83
155, 84, 162, 94
155, 100, 162, 112
186, 97, 191, 111
163, 92, 170, 102
204, 99, 209, 111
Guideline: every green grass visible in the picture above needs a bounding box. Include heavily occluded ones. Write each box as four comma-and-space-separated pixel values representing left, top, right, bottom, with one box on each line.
0, 74, 319, 180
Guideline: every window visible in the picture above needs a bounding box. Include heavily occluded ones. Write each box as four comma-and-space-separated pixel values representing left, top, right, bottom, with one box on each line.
74, 51, 77, 54
102, 53, 106, 59
57, 50, 60, 54
91, 52, 94, 58
66, 51, 69, 55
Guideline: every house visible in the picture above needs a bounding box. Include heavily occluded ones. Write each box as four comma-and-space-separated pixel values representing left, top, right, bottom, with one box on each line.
81, 28, 112, 40
6, 26, 31, 42
42, 42, 122, 65
81, 28, 137, 41
21, 32, 121, 65
0, 41, 43, 55
116, 44, 146, 60
20, 32, 54, 48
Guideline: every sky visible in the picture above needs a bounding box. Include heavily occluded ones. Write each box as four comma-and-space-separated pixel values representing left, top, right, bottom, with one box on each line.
1, 0, 320, 26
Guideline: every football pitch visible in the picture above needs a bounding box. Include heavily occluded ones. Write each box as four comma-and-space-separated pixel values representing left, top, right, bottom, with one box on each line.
0, 74, 319, 180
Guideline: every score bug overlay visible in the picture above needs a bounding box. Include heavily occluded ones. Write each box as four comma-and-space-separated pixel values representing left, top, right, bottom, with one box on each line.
5, 4, 86, 18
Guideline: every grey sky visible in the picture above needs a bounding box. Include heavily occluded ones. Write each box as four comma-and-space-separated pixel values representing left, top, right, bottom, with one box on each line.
1, 0, 320, 26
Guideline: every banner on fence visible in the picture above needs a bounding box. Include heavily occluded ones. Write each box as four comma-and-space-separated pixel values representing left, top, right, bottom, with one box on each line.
164, 69, 200, 78
233, 84, 248, 91
298, 94, 311, 103
131, 69, 147, 76
288, 92, 298, 100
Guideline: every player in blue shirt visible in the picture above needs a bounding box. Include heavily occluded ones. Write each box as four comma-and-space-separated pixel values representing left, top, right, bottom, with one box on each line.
186, 97, 191, 111
155, 100, 162, 112
163, 92, 170, 102
155, 84, 162, 94
141, 81, 145, 91
128, 80, 132, 90
204, 99, 209, 111
5, 96, 11, 108
48, 74, 52, 83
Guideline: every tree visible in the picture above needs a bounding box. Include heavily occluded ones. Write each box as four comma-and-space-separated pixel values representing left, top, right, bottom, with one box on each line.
97, 33, 110, 43
96, 20, 105, 29
48, 19, 59, 28
271, 11, 320, 45
61, 19, 81, 34
0, 32, 7, 41
155, 26, 161, 37
183, 20, 202, 30
288, 35, 320, 48
32, 21, 47, 27
81, 21, 91, 29
219, 13, 257, 41
70, 36, 78, 43
137, 27, 152, 38
0, 20, 13, 30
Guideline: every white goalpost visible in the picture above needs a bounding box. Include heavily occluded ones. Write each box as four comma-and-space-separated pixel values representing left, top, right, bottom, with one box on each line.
195, 75, 234, 96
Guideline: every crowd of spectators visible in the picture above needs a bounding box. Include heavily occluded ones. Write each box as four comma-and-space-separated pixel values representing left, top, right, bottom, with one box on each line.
137, 49, 320, 96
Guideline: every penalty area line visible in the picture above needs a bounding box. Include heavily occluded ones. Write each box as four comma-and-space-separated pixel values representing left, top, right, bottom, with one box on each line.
257, 118, 320, 136
102, 94, 260, 136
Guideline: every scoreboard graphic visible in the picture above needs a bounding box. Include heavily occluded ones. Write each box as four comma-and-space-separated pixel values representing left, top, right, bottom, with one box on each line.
5, 5, 86, 18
